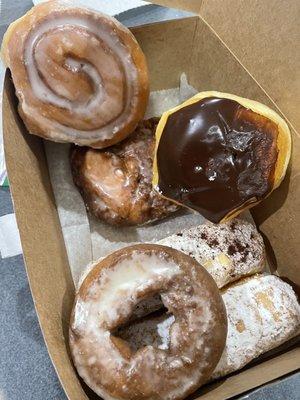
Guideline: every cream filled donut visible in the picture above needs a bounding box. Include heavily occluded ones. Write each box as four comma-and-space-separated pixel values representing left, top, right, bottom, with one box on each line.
70, 244, 227, 400
159, 218, 266, 288
1, 1, 149, 148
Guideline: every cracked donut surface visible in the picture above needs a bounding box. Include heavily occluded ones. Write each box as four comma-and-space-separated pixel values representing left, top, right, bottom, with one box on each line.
1, 0, 149, 148
70, 244, 227, 400
70, 118, 179, 226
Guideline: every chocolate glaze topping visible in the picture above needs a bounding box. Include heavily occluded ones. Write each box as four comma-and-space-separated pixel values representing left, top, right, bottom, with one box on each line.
156, 97, 279, 223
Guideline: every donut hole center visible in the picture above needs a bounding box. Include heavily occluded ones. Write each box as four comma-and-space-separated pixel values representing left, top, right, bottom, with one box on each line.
112, 294, 175, 353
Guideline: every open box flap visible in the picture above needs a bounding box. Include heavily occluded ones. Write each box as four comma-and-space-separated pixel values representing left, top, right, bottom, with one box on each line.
186, 15, 300, 287
200, 0, 300, 133
2, 70, 87, 399
152, 0, 300, 133
150, 0, 300, 287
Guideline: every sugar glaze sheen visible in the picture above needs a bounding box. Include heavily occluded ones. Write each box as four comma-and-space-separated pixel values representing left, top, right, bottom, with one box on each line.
153, 91, 291, 223
70, 244, 227, 400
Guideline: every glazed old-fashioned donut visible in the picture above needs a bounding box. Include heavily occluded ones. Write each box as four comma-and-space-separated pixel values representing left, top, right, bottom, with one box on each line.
1, 1, 149, 148
153, 92, 291, 223
70, 244, 227, 400
70, 118, 179, 226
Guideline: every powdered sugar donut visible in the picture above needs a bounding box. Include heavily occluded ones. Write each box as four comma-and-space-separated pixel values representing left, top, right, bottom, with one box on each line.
111, 274, 300, 383
159, 218, 265, 288
70, 244, 227, 400
212, 274, 300, 379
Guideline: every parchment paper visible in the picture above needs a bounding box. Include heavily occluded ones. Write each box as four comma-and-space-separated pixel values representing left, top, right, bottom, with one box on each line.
45, 73, 203, 286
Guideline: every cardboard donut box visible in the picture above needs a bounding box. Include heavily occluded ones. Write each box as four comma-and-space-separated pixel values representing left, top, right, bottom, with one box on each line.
2, 1, 300, 399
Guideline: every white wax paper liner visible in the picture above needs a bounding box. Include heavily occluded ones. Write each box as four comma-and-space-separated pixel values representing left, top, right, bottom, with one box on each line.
45, 73, 199, 286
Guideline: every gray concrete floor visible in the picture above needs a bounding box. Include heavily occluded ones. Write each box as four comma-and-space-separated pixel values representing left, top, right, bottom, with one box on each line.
0, 187, 66, 400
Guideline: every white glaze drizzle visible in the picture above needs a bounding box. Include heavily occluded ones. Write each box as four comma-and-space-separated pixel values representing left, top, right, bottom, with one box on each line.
73, 252, 180, 331
23, 12, 139, 142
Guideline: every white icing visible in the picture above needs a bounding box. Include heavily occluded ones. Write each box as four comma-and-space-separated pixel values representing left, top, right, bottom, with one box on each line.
212, 275, 300, 379
102, 273, 300, 392
157, 314, 175, 350
77, 259, 100, 289
23, 11, 139, 142
73, 251, 180, 331
159, 218, 265, 288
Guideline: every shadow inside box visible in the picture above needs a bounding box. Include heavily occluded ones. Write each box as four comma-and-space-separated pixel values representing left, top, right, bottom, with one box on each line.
81, 381, 102, 400
89, 207, 188, 244
188, 335, 300, 400
258, 229, 278, 274
3, 70, 57, 206
256, 224, 300, 300
252, 163, 292, 226
89, 213, 142, 244
61, 285, 76, 354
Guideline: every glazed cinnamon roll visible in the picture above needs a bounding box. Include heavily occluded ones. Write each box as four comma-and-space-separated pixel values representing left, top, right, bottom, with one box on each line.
1, 1, 149, 148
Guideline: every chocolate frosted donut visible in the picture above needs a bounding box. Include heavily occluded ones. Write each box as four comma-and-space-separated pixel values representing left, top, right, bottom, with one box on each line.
70, 118, 179, 226
70, 244, 227, 400
153, 92, 291, 223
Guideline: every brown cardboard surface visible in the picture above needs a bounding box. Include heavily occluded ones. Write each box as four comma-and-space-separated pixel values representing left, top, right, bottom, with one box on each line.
195, 347, 300, 400
194, 0, 300, 285
3, 12, 300, 400
132, 17, 198, 91
3, 74, 88, 400
200, 0, 300, 133
187, 17, 300, 286
151, 0, 300, 132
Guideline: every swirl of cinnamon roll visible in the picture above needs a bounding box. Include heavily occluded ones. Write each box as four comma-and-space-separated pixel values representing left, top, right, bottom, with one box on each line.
2, 1, 149, 148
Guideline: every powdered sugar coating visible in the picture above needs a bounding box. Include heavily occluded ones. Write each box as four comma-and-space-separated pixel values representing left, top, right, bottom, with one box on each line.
115, 274, 300, 383
212, 274, 300, 379
70, 245, 227, 400
159, 218, 265, 288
